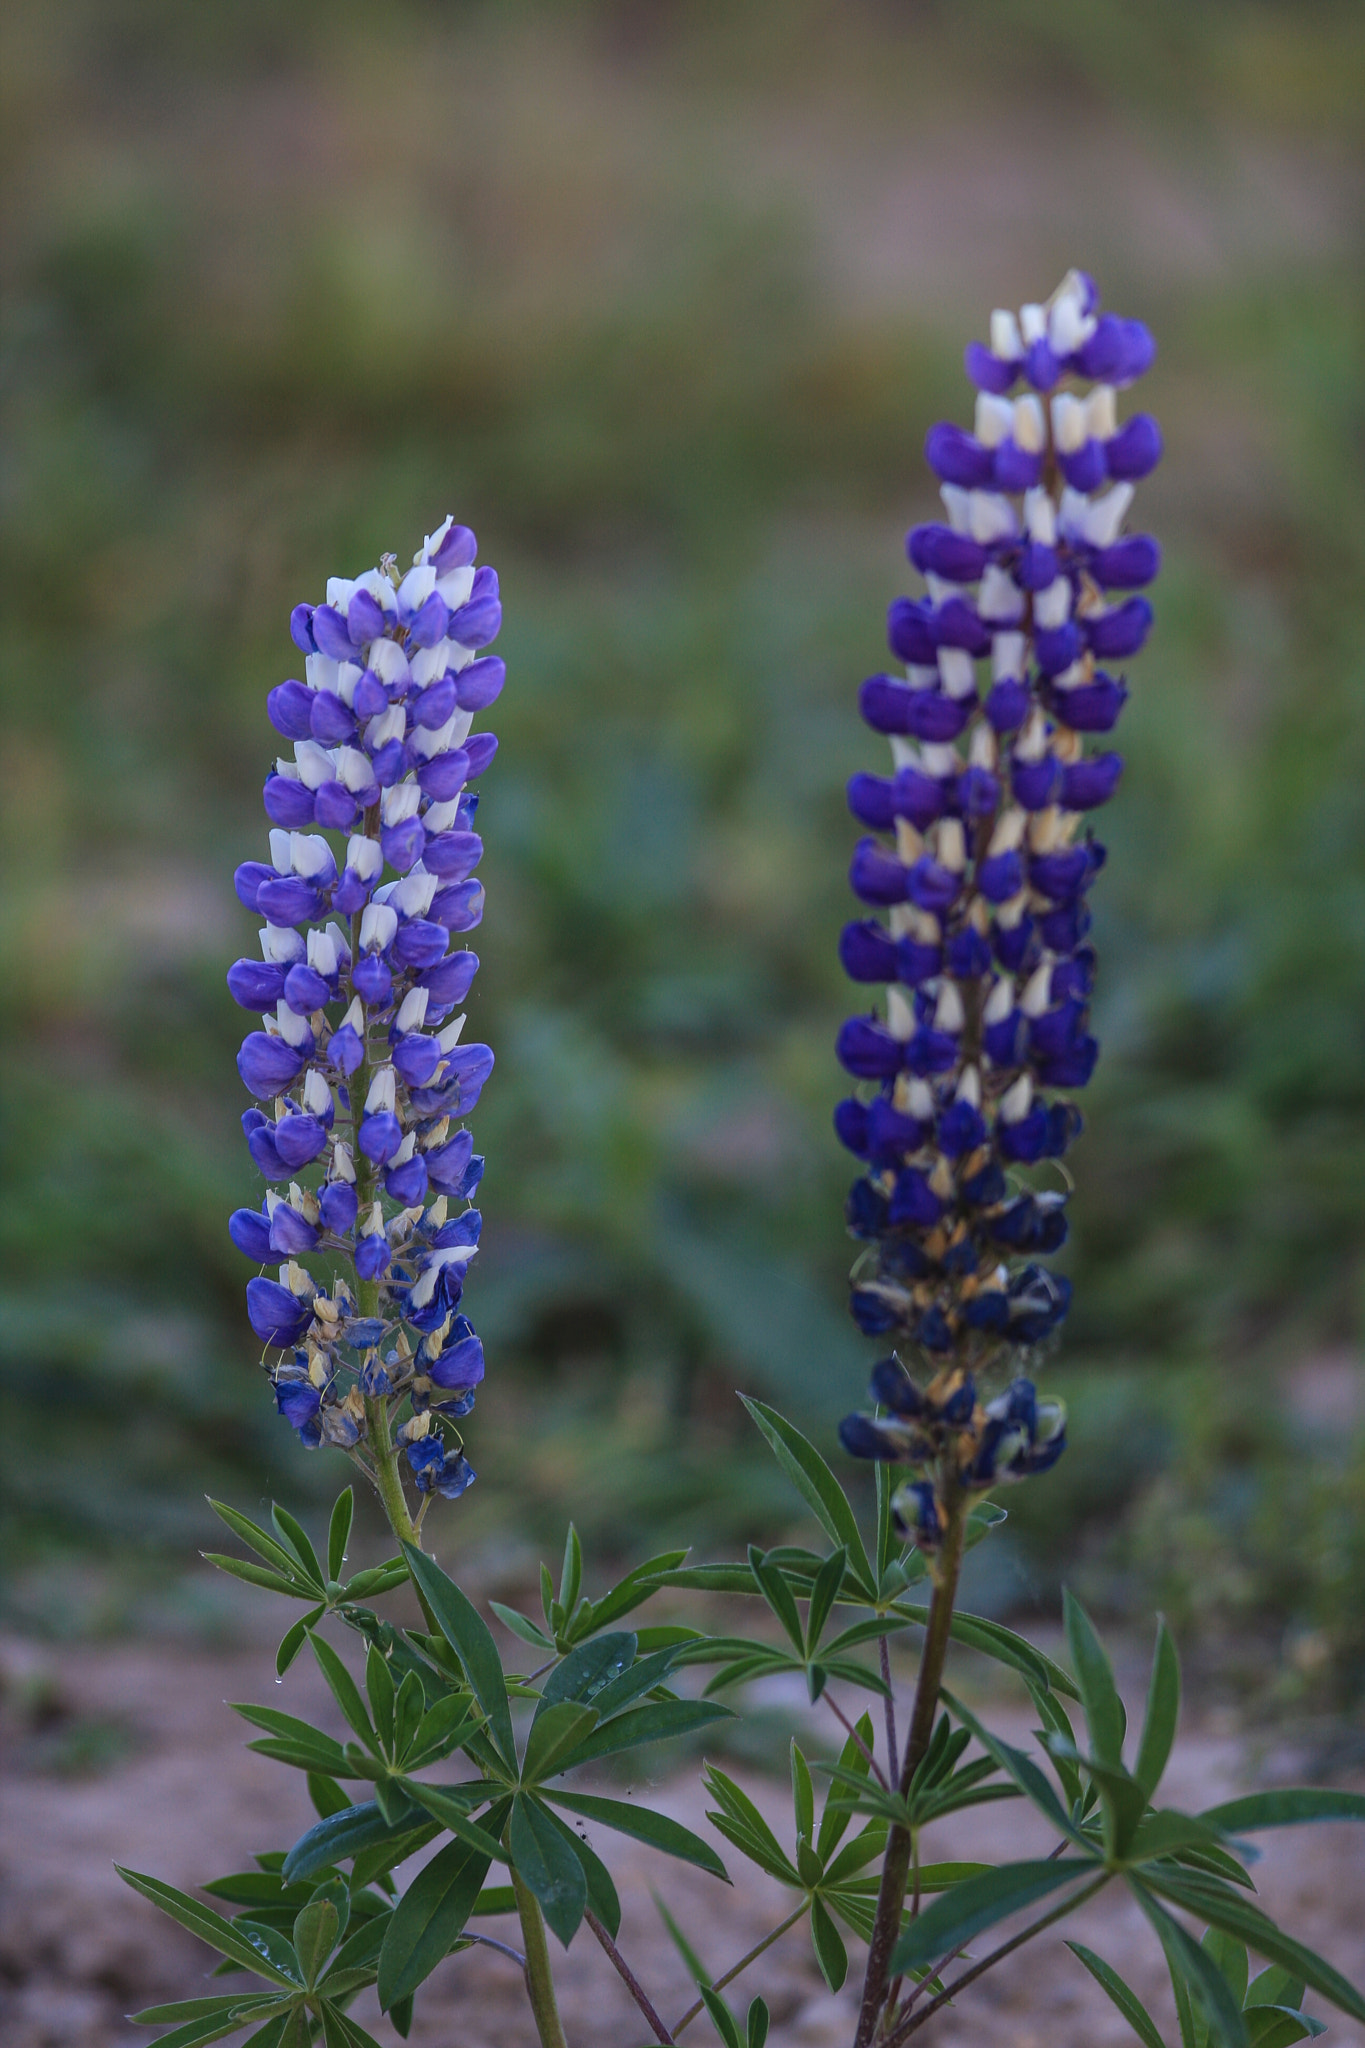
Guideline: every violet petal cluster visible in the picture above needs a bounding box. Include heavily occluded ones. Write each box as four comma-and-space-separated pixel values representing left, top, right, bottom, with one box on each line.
835, 272, 1160, 1520
226, 516, 499, 1498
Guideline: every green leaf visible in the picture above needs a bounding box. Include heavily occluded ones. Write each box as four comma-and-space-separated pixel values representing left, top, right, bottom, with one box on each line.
739, 1397, 876, 1597
791, 1742, 815, 1844
536, 1631, 637, 1714
704, 1766, 800, 1883
126, 2003, 288, 2048
308, 1634, 378, 1752
875, 1460, 896, 1582
327, 1490, 354, 1584
553, 1697, 732, 1770
283, 1801, 417, 1885
510, 1795, 587, 1948
586, 1643, 688, 1721
376, 1837, 490, 2009
231, 1704, 350, 1773
817, 1713, 874, 1863
1245, 2011, 1327, 2048
1131, 1882, 1249, 2048
523, 1701, 601, 1783
392, 1670, 425, 1763
276, 1609, 323, 1679
365, 1644, 396, 1753
403, 1545, 516, 1771
1064, 1591, 1127, 1768
895, 1604, 1080, 1698
207, 1501, 302, 1579
115, 1869, 302, 1987
1135, 1619, 1180, 1800
1201, 1789, 1365, 1833
1066, 1941, 1169, 2048
470, 1885, 517, 1917
546, 1790, 729, 1880
128, 1996, 281, 2027
559, 1524, 583, 1615
537, 1802, 621, 1938
490, 1601, 556, 1652
748, 1545, 806, 1654
271, 1504, 325, 1586
307, 1773, 352, 1821
747, 1997, 770, 2048
1147, 1869, 1365, 2025
292, 1900, 339, 1988
398, 1782, 510, 1864
404, 1696, 483, 1771
941, 1690, 1090, 1848
243, 2014, 297, 2048
890, 1859, 1101, 1974
699, 1984, 744, 2048
343, 1561, 409, 1601
809, 1897, 847, 1992
203, 1554, 308, 1599
1247, 1969, 1308, 2012
653, 1889, 710, 1983
578, 1550, 690, 1633
1204, 1927, 1249, 2010
1128, 1810, 1241, 1866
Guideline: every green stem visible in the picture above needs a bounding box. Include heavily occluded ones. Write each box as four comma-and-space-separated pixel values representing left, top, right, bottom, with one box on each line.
512, 1867, 570, 2048
852, 1486, 969, 2048
671, 1902, 809, 2037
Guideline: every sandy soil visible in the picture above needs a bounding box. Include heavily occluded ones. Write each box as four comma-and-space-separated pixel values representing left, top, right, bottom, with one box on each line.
2, 1629, 1363, 2048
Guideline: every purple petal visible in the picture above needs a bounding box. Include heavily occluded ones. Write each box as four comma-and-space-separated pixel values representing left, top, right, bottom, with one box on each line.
263, 777, 316, 828
268, 680, 314, 740
247, 1277, 311, 1346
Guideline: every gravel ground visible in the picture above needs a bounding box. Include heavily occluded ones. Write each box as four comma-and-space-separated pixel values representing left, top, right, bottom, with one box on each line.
2, 1629, 1363, 2048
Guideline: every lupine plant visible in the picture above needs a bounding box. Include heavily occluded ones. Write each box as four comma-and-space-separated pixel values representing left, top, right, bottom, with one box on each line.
120, 279, 1365, 2048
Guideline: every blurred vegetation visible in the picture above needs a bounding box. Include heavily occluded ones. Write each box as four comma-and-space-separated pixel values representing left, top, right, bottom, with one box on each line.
1, 0, 1364, 1707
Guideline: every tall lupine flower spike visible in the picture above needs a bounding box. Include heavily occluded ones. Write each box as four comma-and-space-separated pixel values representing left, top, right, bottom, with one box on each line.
227, 517, 503, 1518
835, 271, 1161, 1547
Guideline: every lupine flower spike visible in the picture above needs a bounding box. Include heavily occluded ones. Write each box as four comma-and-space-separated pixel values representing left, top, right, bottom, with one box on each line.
227, 517, 503, 1509
836, 272, 1160, 1548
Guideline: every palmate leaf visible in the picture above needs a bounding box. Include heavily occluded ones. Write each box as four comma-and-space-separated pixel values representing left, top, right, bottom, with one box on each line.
207, 1501, 314, 1584
376, 1837, 489, 2010
490, 1601, 556, 1651
579, 1550, 690, 1634
327, 1488, 354, 1583
115, 1869, 302, 1987
547, 1790, 729, 1880
538, 1800, 622, 1939
817, 1711, 874, 1863
890, 1858, 1103, 1975
1066, 1941, 1169, 2048
521, 1702, 601, 1783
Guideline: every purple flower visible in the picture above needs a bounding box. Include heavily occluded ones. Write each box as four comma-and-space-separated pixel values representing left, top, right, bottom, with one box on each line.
835, 272, 1160, 1422
230, 517, 501, 1511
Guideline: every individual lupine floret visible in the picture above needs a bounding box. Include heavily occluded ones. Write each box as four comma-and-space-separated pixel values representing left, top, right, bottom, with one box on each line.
836, 272, 1159, 1479
838, 1352, 1066, 1547
226, 518, 503, 1516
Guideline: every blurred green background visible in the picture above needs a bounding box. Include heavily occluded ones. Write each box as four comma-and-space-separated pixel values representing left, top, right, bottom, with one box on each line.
2, 0, 1364, 1706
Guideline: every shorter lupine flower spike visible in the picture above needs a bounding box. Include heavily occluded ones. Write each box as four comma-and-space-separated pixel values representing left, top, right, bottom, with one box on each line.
228, 517, 500, 1508
837, 272, 1158, 1510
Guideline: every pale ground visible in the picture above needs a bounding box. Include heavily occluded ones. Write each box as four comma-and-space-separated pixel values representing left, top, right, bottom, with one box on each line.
2, 1625, 1364, 2048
